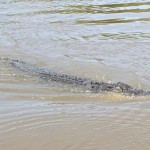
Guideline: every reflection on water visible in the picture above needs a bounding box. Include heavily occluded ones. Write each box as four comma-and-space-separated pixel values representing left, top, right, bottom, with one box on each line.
56, 2, 150, 14
0, 0, 150, 149
76, 17, 150, 25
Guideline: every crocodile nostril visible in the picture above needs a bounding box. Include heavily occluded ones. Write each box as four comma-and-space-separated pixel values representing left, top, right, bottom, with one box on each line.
91, 86, 95, 89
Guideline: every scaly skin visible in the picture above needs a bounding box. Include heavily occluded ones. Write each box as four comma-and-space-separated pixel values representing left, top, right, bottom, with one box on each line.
1, 58, 150, 96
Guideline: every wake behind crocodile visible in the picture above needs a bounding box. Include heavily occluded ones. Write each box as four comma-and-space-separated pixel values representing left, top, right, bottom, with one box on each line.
1, 58, 150, 97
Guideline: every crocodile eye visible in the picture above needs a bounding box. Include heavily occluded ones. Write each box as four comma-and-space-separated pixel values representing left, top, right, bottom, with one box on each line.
107, 85, 112, 89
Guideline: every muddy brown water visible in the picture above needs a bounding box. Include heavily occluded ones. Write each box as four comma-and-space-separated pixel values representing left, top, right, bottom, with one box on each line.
0, 0, 150, 150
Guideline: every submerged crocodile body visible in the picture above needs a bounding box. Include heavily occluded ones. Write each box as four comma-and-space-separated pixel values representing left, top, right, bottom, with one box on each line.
1, 58, 150, 96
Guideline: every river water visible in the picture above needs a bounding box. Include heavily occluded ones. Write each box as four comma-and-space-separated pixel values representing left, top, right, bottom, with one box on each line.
0, 0, 150, 149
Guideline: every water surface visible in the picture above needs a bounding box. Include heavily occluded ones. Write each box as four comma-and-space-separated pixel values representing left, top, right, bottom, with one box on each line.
0, 0, 150, 149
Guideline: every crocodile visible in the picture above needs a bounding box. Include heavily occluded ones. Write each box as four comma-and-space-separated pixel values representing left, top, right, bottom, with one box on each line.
1, 58, 150, 96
